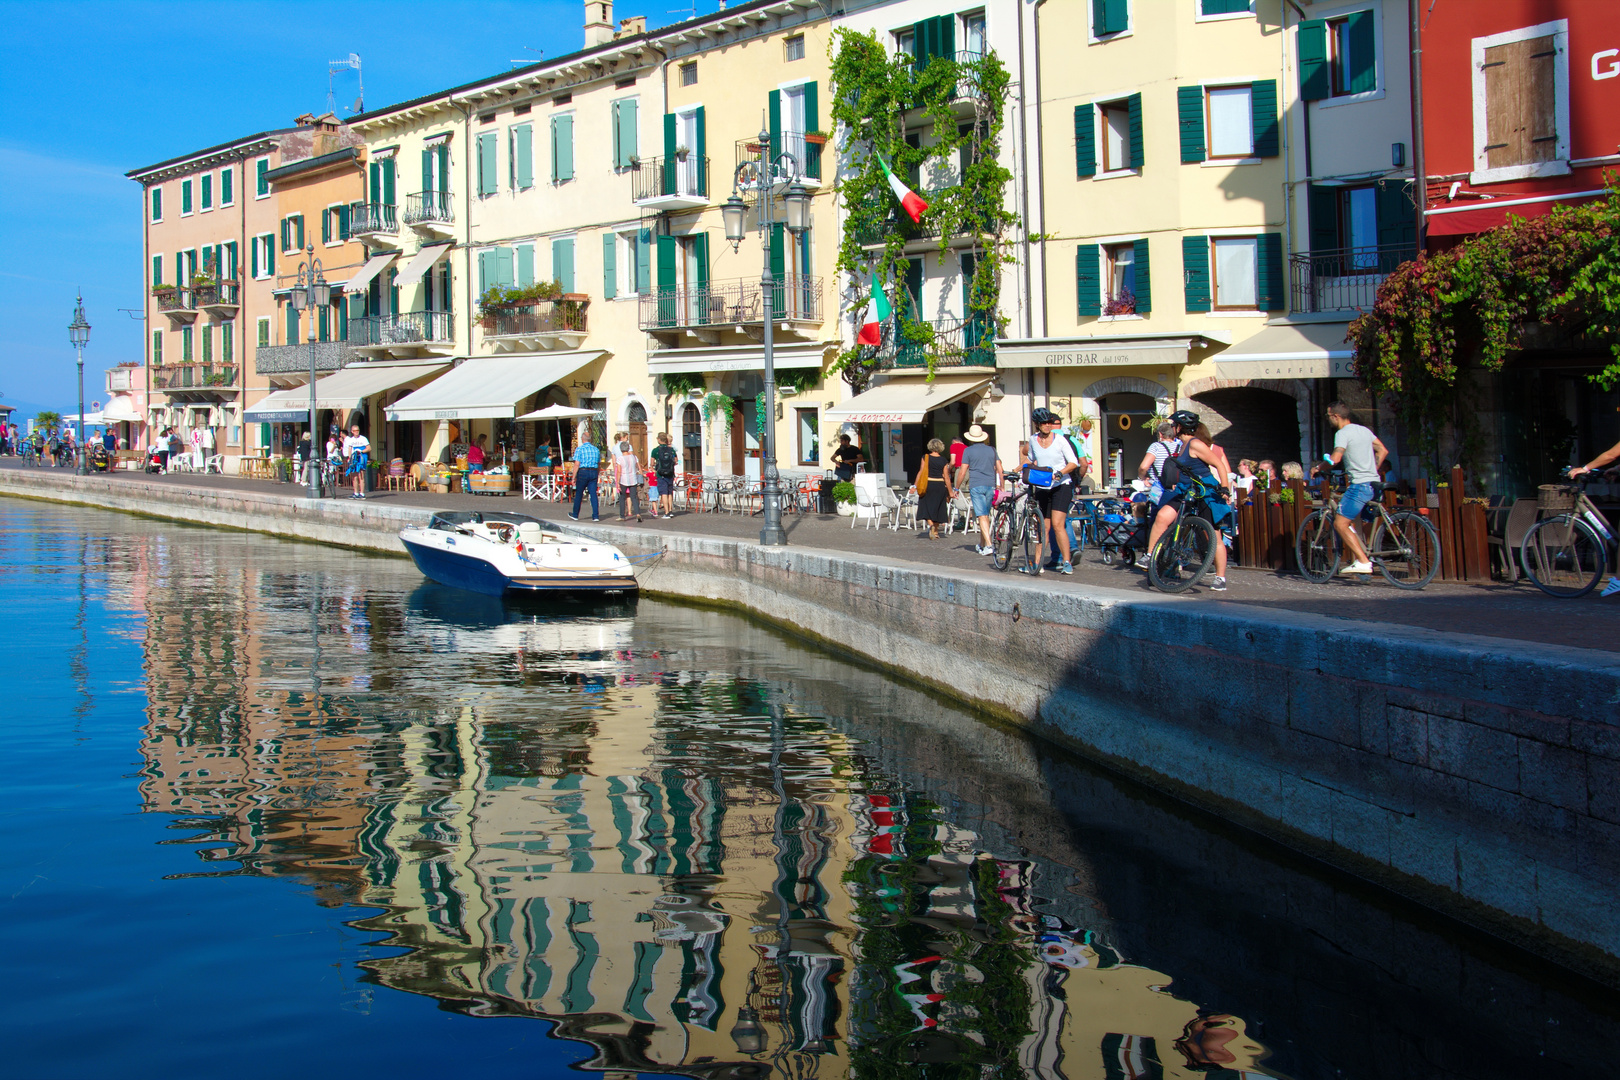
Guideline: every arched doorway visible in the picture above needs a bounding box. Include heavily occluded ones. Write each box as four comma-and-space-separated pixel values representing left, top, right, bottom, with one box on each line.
627, 400, 648, 460
1097, 392, 1156, 487
1190, 387, 1302, 465
680, 402, 702, 473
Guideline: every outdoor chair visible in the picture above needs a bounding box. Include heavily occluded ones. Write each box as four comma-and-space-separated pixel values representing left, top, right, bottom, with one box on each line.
1487, 496, 1539, 583
852, 482, 880, 529
384, 458, 411, 492
877, 485, 917, 531
945, 491, 974, 534
683, 473, 706, 512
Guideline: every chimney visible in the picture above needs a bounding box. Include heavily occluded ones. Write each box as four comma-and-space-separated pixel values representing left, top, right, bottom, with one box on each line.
616, 15, 645, 38
585, 0, 613, 46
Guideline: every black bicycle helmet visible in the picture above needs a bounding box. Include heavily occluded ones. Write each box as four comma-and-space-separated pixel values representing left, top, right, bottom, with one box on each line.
1031, 407, 1061, 427
1169, 409, 1200, 434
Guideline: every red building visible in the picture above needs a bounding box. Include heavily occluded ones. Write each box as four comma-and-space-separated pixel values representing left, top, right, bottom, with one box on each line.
1421, 0, 1620, 240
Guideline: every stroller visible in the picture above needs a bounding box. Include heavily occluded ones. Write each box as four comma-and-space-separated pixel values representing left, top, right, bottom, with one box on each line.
1093, 497, 1146, 564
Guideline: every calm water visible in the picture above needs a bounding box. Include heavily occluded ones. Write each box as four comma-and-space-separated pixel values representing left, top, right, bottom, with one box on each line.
1, 501, 1614, 1079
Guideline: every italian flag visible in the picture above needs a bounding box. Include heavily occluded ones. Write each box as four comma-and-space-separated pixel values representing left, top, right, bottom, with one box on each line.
878, 154, 929, 223
856, 274, 891, 346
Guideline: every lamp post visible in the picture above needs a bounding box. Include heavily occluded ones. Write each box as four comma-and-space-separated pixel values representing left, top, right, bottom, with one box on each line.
288, 245, 329, 498
68, 293, 91, 475
723, 128, 811, 547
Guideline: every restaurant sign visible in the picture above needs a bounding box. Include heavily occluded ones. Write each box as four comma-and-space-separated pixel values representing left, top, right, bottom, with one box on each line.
995, 343, 1190, 369
1215, 356, 1355, 380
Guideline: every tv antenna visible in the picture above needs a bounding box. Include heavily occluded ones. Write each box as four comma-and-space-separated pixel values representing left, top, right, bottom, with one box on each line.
327, 54, 363, 115
510, 46, 544, 67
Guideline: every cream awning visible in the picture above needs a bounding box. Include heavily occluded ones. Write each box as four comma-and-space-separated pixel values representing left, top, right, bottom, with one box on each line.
824, 375, 991, 424
392, 243, 452, 289
386, 351, 605, 422
645, 340, 834, 374
101, 395, 142, 423
343, 251, 399, 295
1214, 321, 1355, 380
243, 361, 448, 423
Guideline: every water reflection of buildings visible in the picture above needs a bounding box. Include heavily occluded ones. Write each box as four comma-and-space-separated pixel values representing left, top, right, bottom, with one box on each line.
133, 551, 1284, 1079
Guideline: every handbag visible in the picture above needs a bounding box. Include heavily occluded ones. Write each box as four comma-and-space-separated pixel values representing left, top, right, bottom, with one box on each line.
917, 468, 928, 495
1024, 465, 1056, 489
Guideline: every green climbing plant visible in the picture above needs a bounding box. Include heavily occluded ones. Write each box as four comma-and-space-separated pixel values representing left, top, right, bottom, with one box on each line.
827, 29, 1015, 388
659, 372, 704, 398
1348, 180, 1620, 474
700, 391, 733, 431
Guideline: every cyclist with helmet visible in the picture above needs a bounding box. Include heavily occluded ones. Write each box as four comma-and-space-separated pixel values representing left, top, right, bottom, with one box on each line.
1026, 407, 1081, 574
1146, 409, 1230, 592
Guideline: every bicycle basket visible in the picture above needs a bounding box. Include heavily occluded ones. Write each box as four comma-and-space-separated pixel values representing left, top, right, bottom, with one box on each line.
1537, 484, 1578, 512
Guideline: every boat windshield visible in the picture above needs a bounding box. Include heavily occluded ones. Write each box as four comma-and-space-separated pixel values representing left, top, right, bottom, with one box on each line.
427, 511, 596, 543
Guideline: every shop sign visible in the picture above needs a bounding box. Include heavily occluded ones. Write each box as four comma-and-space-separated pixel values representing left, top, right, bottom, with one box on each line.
996, 344, 1189, 369
838, 412, 913, 423
1215, 356, 1355, 380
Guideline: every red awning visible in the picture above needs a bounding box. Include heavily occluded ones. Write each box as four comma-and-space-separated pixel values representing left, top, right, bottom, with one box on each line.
1425, 190, 1605, 236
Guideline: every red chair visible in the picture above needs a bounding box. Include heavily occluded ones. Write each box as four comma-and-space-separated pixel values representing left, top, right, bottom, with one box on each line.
684, 472, 706, 512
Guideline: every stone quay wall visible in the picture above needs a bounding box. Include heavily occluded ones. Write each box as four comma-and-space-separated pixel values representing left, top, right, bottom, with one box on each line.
4, 467, 1616, 984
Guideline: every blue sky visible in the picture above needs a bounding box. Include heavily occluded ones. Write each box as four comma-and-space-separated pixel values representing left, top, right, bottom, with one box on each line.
0, 0, 718, 420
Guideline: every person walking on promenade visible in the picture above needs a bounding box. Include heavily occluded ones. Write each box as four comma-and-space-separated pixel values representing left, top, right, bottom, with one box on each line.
1028, 408, 1080, 574
959, 424, 1003, 555
1317, 401, 1389, 575
570, 432, 602, 521
650, 431, 678, 519
189, 425, 204, 470
831, 433, 865, 482
296, 430, 315, 488
915, 437, 954, 539
614, 438, 644, 522
342, 424, 370, 500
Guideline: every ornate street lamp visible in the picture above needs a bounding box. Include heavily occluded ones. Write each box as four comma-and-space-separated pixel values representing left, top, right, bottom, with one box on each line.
726, 130, 812, 546
288, 245, 330, 498
68, 293, 91, 475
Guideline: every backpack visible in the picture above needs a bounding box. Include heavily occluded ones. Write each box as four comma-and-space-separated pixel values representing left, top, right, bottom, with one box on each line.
1158, 446, 1182, 490
653, 444, 676, 478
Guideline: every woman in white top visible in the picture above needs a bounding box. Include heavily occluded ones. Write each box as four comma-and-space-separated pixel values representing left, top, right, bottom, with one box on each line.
1027, 407, 1080, 574
613, 438, 643, 522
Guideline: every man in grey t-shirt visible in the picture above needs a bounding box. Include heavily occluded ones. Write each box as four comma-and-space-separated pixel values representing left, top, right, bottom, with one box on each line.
1323, 401, 1388, 574
958, 425, 1003, 555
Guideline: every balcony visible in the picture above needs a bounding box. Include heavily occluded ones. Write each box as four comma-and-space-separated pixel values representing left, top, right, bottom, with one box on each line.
152, 365, 238, 400
483, 297, 589, 352
154, 287, 197, 327
348, 202, 400, 247
350, 310, 455, 358
734, 134, 825, 188
630, 155, 709, 212
197, 279, 240, 318
638, 275, 823, 344
874, 312, 996, 371
255, 340, 352, 377
403, 191, 454, 237
910, 49, 990, 112
1290, 244, 1416, 314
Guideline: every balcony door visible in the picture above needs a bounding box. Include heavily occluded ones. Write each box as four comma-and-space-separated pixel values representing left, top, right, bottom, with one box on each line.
678, 109, 701, 196
779, 84, 807, 176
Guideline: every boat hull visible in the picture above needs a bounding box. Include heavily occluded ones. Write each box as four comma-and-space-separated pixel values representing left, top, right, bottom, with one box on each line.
400, 530, 637, 597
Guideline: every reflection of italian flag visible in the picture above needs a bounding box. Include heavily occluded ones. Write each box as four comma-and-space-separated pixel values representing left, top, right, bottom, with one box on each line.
856, 273, 890, 346
878, 154, 929, 223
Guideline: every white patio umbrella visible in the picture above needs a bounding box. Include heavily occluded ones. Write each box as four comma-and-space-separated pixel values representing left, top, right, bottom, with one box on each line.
514, 403, 598, 466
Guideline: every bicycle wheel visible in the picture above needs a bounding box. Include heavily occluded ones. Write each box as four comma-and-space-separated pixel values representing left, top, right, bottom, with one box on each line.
1021, 509, 1043, 576
990, 507, 1015, 571
1521, 515, 1605, 598
1294, 509, 1341, 583
1368, 510, 1441, 590
1147, 516, 1216, 593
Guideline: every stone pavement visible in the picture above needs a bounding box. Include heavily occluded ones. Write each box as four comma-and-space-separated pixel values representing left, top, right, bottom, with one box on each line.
8, 459, 1616, 651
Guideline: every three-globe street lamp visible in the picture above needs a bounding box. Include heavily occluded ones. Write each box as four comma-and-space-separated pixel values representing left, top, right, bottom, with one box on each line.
722, 128, 812, 547
288, 246, 330, 498
68, 293, 91, 476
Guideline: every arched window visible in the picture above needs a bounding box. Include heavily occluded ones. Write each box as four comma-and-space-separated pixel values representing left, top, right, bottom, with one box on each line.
682, 402, 702, 473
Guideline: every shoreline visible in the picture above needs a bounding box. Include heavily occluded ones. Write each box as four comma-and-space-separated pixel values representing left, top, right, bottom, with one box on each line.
4, 466, 1617, 986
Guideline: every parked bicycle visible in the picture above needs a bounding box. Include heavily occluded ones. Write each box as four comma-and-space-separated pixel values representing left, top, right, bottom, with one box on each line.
990, 472, 1043, 575
1295, 480, 1440, 589
1144, 477, 1220, 593
1521, 474, 1618, 598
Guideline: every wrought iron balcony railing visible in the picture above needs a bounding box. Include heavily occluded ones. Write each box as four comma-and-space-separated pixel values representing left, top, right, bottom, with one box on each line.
630, 155, 709, 206
875, 312, 996, 371
197, 280, 239, 312
734, 134, 825, 183
154, 288, 195, 314
403, 191, 454, 227
153, 365, 237, 390
348, 202, 398, 237
350, 310, 454, 348
1290, 244, 1417, 313
488, 298, 589, 338
638, 275, 823, 332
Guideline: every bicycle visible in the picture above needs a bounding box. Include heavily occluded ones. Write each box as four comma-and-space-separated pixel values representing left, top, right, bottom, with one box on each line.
1145, 478, 1219, 594
990, 474, 1044, 576
1295, 480, 1440, 590
1521, 474, 1618, 598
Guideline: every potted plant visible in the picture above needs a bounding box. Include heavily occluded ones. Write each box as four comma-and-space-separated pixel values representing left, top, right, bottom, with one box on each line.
675, 145, 692, 161
1102, 291, 1136, 317
832, 480, 857, 516
1076, 410, 1096, 434
804, 130, 829, 147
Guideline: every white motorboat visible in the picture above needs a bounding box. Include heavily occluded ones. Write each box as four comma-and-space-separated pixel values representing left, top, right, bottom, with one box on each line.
399, 510, 638, 597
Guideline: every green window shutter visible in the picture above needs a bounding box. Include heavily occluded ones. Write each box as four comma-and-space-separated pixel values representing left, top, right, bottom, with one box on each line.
1376, 180, 1415, 250
181, 179, 192, 213
661, 112, 677, 195
227, 241, 237, 280
152, 255, 162, 286
552, 115, 574, 182
181, 326, 192, 361
803, 82, 821, 179
1202, 0, 1251, 13
602, 233, 617, 299
251, 239, 259, 280
1177, 86, 1207, 163
1075, 244, 1101, 317
322, 207, 332, 245
338, 298, 348, 341
266, 236, 274, 276
1297, 20, 1329, 101
369, 160, 380, 201
256, 159, 269, 196
1347, 10, 1377, 94
1132, 237, 1152, 313
1074, 105, 1096, 178
152, 331, 162, 364
1251, 80, 1279, 156
222, 322, 233, 364
202, 324, 212, 363
656, 234, 676, 288
768, 90, 782, 160
692, 233, 710, 293
221, 166, 232, 204
422, 147, 433, 192
437, 145, 450, 194
1308, 184, 1340, 253
516, 243, 535, 287
297, 215, 305, 250
477, 250, 491, 295
636, 229, 652, 293
614, 100, 638, 168
1094, 0, 1128, 35
280, 218, 289, 252
494, 247, 514, 288
1127, 93, 1145, 169
1257, 233, 1285, 311
694, 107, 707, 195
1182, 236, 1211, 312
766, 226, 783, 314
477, 133, 497, 194
390, 269, 400, 315
553, 238, 575, 293
515, 124, 534, 188
151, 187, 161, 220
383, 159, 396, 205
286, 304, 298, 345
338, 203, 350, 240
201, 174, 212, 210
